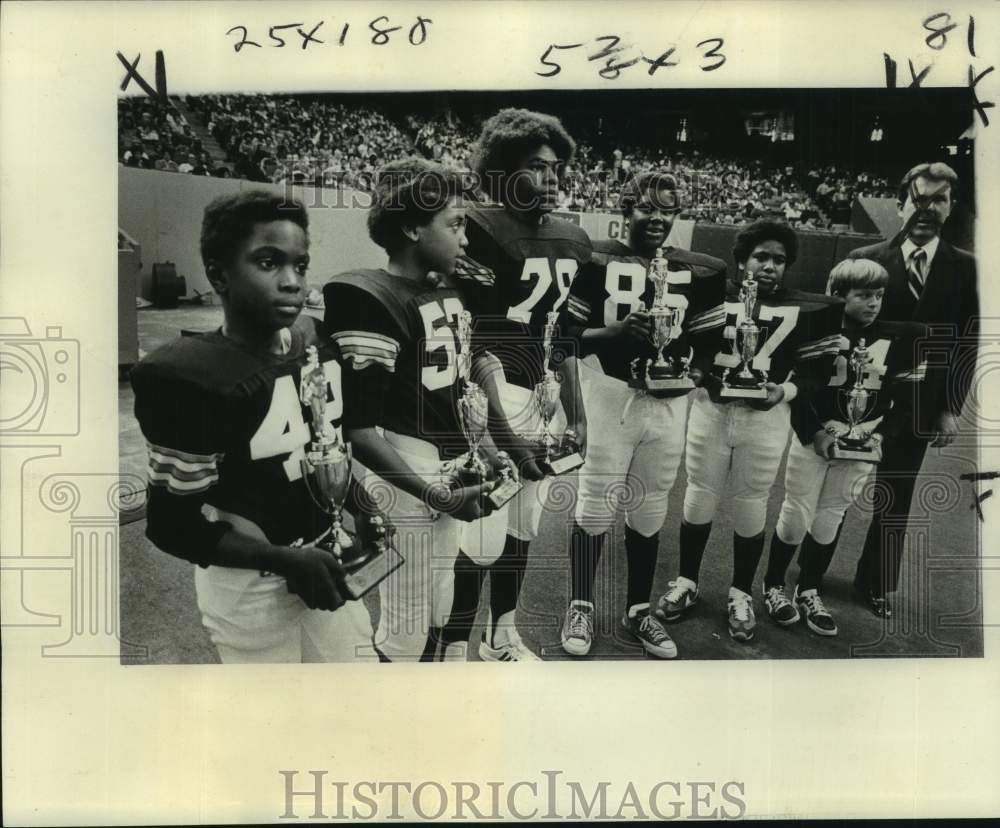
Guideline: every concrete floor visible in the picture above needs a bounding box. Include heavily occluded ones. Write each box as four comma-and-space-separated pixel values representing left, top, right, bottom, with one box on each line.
120, 306, 984, 663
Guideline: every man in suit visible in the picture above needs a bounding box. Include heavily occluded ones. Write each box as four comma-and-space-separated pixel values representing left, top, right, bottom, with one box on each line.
848, 162, 978, 617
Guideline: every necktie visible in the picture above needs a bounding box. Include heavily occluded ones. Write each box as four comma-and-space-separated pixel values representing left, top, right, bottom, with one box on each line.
907, 247, 926, 300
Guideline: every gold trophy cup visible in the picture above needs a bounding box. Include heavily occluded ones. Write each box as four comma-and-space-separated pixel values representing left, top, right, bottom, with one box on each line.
299, 346, 402, 598
643, 247, 694, 391
830, 338, 882, 463
720, 271, 769, 399
532, 311, 584, 475
447, 311, 522, 508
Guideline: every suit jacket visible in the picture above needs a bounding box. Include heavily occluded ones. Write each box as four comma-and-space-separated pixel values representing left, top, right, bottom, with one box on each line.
848, 238, 978, 438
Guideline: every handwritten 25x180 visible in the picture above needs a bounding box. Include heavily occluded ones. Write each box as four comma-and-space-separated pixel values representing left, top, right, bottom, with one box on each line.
226, 17, 433, 52
537, 35, 726, 80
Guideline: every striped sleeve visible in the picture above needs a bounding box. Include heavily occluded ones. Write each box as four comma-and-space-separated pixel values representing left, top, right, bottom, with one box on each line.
331, 330, 400, 373
687, 302, 727, 333
146, 442, 223, 495
889, 360, 927, 383
796, 332, 847, 362
566, 293, 592, 323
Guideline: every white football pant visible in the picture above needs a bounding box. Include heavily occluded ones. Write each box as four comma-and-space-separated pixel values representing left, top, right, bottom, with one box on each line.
575, 370, 689, 538
776, 437, 875, 546
682, 388, 792, 536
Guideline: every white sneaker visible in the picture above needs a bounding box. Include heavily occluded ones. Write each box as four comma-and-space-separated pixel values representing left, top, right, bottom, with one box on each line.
479, 628, 541, 662
561, 601, 595, 656
727, 587, 756, 642
655, 577, 699, 622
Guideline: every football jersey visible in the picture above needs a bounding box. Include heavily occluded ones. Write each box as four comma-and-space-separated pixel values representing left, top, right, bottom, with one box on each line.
704, 285, 845, 405
563, 239, 727, 389
324, 269, 471, 459
791, 319, 928, 444
131, 315, 341, 547
462, 204, 592, 389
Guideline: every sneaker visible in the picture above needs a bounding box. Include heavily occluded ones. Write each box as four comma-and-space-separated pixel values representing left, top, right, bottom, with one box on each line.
794, 587, 838, 636
479, 629, 541, 662
621, 606, 678, 659
853, 578, 892, 618
654, 577, 699, 622
727, 588, 756, 642
763, 585, 800, 626
561, 602, 595, 656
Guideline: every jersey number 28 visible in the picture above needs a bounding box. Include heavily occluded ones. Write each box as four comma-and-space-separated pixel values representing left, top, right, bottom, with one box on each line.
506, 257, 578, 323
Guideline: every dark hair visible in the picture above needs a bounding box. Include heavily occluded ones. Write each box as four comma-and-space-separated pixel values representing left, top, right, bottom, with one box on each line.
827, 258, 889, 296
619, 171, 680, 217
732, 220, 799, 268
471, 108, 575, 203
367, 157, 472, 254
200, 190, 308, 269
897, 161, 958, 203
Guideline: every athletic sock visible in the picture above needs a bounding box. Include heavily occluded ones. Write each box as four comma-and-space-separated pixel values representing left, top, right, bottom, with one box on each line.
440, 550, 485, 647
797, 532, 840, 593
624, 526, 659, 612
763, 533, 799, 590
486, 534, 529, 645
569, 521, 604, 605
732, 530, 766, 596
678, 520, 712, 583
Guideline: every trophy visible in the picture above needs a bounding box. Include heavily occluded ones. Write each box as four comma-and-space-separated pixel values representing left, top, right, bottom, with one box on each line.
720, 271, 769, 399
830, 338, 883, 463
299, 346, 402, 599
532, 311, 585, 475
446, 311, 523, 508
641, 247, 694, 391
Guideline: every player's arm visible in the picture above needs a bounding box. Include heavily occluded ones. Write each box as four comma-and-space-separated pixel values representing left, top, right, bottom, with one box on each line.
883, 322, 929, 444
471, 351, 546, 481
685, 265, 729, 387
132, 367, 348, 611
562, 261, 651, 356
783, 300, 846, 412
326, 283, 491, 521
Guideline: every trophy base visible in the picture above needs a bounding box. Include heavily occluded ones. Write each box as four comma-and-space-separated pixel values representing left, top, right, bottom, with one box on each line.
488, 477, 523, 508
543, 449, 585, 476
720, 385, 769, 399
645, 374, 696, 391
342, 543, 405, 599
830, 442, 882, 464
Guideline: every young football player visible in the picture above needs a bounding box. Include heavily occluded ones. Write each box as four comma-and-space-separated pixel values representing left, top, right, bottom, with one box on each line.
657, 221, 845, 642
325, 158, 502, 662
131, 190, 381, 663
455, 108, 592, 661
558, 171, 727, 657
761, 258, 927, 635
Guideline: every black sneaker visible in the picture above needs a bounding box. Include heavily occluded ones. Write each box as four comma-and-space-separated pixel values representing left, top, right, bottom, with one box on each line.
794, 587, 838, 636
853, 578, 892, 618
763, 585, 800, 626
621, 606, 678, 659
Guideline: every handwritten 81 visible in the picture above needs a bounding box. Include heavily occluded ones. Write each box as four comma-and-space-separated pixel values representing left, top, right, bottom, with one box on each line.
226, 16, 433, 52
537, 35, 726, 80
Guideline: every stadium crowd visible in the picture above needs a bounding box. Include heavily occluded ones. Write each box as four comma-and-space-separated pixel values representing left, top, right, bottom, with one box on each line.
119, 94, 895, 231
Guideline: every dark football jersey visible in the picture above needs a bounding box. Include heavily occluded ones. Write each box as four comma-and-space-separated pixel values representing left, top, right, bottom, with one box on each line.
324, 269, 470, 459
131, 315, 340, 546
462, 204, 592, 389
791, 319, 928, 444
562, 239, 727, 389
704, 285, 845, 405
